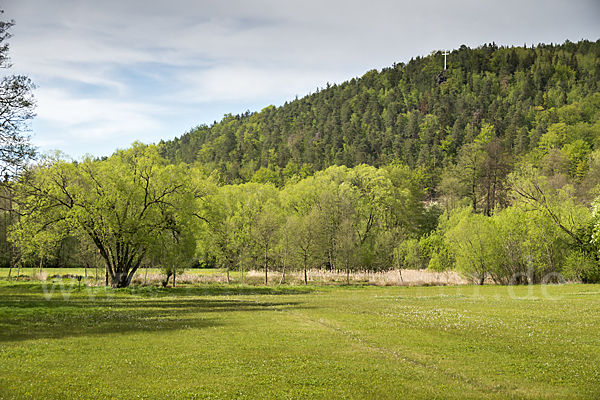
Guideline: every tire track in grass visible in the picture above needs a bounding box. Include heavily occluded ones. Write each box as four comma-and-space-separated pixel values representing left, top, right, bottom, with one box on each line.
256, 298, 502, 396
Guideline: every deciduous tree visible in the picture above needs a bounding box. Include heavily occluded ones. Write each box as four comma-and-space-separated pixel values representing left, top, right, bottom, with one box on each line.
11, 143, 200, 287
0, 10, 35, 179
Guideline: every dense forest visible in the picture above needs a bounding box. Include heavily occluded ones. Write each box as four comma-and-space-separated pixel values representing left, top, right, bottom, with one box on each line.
4, 39, 600, 287
159, 40, 600, 195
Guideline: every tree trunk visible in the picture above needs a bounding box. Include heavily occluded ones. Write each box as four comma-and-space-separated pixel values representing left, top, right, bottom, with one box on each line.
264, 247, 268, 285
227, 268, 230, 284
6, 201, 12, 279
114, 272, 130, 288
279, 251, 287, 284
162, 272, 172, 288
239, 255, 244, 283
471, 183, 477, 213
347, 268, 350, 285
303, 253, 308, 285
327, 248, 335, 272
173, 269, 176, 287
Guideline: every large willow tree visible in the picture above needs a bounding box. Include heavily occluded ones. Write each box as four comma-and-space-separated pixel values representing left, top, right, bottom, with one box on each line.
10, 143, 200, 287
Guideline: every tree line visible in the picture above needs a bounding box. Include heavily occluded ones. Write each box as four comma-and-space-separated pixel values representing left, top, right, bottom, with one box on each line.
3, 141, 600, 287
3, 145, 433, 286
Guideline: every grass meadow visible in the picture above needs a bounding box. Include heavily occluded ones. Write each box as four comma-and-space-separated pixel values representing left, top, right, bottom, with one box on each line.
0, 279, 599, 399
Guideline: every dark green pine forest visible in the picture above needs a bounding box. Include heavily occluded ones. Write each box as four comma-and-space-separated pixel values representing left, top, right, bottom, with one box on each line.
7, 39, 600, 287
160, 40, 600, 198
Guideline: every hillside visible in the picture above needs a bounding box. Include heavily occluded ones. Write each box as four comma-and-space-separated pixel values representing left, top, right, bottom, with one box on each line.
159, 40, 600, 195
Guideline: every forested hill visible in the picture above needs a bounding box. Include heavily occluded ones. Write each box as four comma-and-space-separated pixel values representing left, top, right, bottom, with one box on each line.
159, 40, 600, 191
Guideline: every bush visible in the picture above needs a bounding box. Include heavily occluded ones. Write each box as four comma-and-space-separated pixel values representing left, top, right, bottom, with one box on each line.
397, 239, 427, 270
563, 250, 600, 283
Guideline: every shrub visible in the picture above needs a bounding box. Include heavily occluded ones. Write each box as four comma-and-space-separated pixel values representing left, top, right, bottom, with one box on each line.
563, 250, 600, 283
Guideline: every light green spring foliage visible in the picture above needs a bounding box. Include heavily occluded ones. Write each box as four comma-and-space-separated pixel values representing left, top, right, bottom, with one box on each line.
591, 197, 600, 248
150, 228, 197, 286
420, 168, 599, 283
7, 139, 600, 286
197, 163, 427, 276
198, 181, 281, 276
446, 205, 567, 284
9, 146, 600, 285
10, 143, 199, 287
445, 209, 501, 283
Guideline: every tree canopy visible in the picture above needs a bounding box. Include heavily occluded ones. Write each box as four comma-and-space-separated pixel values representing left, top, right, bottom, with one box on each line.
10, 144, 201, 287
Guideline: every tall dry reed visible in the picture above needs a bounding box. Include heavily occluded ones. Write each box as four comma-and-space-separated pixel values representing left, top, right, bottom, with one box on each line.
27, 268, 468, 286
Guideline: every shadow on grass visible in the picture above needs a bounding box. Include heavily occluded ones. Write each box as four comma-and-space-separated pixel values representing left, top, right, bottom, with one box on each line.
134, 284, 317, 297
0, 280, 317, 296
0, 282, 313, 343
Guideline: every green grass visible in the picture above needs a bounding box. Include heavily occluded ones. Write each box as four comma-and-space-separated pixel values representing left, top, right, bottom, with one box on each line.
0, 281, 599, 399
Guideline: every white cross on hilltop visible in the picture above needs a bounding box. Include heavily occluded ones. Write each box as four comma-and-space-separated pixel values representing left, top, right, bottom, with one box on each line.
443, 51, 449, 70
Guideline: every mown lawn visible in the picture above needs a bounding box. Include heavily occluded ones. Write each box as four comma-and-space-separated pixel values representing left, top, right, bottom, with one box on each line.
0, 280, 599, 399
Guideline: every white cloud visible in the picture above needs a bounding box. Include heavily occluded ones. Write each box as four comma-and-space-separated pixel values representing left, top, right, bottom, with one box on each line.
32, 87, 166, 155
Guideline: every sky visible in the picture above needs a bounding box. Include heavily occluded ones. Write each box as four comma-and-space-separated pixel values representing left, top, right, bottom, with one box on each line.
3, 0, 600, 159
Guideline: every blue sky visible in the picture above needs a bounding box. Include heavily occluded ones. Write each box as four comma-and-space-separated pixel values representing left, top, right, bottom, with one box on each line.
4, 0, 600, 159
